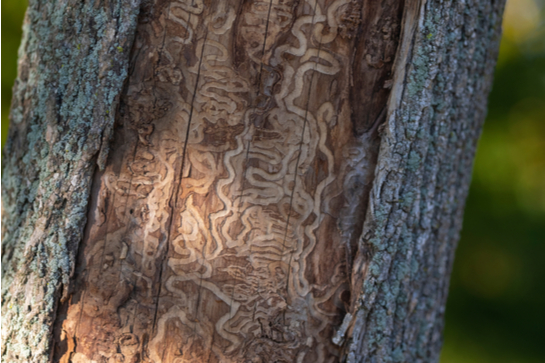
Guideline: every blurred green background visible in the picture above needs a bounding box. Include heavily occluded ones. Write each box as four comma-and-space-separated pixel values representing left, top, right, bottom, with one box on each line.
1, 1, 544, 362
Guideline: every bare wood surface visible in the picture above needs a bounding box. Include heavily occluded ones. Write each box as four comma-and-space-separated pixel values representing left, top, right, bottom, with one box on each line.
55, 0, 402, 362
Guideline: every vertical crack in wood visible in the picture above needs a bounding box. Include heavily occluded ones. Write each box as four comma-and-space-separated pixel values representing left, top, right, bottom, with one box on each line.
154, 27, 209, 336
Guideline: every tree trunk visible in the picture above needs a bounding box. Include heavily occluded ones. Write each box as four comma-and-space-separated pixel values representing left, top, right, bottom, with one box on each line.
1, 0, 505, 362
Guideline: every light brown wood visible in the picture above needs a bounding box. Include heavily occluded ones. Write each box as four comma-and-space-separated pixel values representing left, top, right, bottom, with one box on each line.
54, 0, 402, 361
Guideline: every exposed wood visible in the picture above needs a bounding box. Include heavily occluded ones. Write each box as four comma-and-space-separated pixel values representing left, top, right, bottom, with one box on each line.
54, 0, 403, 362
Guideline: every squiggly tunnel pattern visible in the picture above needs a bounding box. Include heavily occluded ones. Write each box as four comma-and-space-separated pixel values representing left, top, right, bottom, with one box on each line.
58, 0, 392, 362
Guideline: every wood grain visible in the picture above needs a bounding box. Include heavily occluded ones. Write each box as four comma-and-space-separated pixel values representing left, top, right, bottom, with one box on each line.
54, 0, 403, 361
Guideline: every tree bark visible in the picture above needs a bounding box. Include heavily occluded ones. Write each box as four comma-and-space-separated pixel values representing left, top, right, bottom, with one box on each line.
1, 0, 505, 362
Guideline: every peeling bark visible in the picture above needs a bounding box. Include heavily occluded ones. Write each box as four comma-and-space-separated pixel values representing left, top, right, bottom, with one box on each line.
1, 0, 505, 362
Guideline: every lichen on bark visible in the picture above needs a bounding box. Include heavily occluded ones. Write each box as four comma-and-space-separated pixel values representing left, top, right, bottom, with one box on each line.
1, 1, 141, 361
345, 0, 505, 361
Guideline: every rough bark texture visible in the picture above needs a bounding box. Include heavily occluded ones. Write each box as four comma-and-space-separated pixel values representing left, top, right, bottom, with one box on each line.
344, 0, 505, 362
1, 0, 505, 362
1, 0, 141, 361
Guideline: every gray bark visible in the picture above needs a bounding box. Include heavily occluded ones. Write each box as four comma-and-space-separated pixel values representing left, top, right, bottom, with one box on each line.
344, 1, 505, 362
2, 1, 141, 360
1, 0, 505, 362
